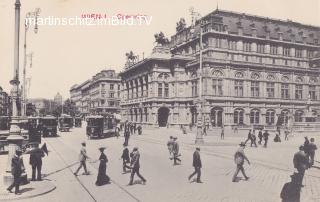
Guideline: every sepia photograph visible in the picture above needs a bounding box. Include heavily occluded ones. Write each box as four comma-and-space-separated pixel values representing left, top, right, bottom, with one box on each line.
0, 0, 319, 201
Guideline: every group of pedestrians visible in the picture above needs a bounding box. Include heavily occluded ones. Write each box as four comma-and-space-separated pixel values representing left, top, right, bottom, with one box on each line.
74, 141, 147, 186
7, 142, 47, 195
244, 129, 270, 147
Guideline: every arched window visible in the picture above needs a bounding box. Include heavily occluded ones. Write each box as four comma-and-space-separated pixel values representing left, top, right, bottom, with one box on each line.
234, 108, 244, 125
294, 110, 304, 122
280, 109, 290, 125
266, 109, 275, 125
250, 109, 260, 124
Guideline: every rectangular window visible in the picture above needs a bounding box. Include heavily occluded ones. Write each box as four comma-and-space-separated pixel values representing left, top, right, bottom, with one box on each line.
309, 85, 316, 100
266, 82, 275, 98
158, 83, 163, 97
283, 47, 290, 56
307, 50, 314, 58
110, 84, 114, 90
243, 42, 251, 52
192, 81, 198, 97
215, 38, 222, 48
212, 79, 223, 96
295, 49, 302, 58
251, 81, 259, 97
257, 44, 265, 53
228, 40, 237, 50
295, 85, 303, 99
270, 45, 277, 55
234, 80, 243, 97
110, 92, 114, 98
281, 84, 290, 99
164, 83, 169, 98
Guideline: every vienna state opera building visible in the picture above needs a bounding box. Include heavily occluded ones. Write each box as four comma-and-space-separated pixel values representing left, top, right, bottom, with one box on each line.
120, 9, 320, 129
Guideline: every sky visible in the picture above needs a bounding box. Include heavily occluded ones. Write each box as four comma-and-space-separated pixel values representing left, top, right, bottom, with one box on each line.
0, 0, 319, 100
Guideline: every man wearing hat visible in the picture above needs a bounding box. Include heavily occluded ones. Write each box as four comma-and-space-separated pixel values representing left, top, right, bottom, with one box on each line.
188, 147, 202, 183
293, 145, 309, 186
232, 142, 250, 182
167, 136, 174, 156
172, 137, 181, 165
129, 147, 146, 185
280, 173, 301, 202
29, 142, 45, 181
74, 142, 89, 176
7, 149, 25, 194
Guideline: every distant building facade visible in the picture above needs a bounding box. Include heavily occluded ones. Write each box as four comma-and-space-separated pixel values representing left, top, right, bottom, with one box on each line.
54, 92, 63, 105
70, 69, 121, 116
0, 87, 10, 116
120, 9, 320, 128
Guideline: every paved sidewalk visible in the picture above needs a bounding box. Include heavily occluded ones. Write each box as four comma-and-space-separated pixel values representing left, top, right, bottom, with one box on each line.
0, 154, 56, 201
0, 180, 56, 201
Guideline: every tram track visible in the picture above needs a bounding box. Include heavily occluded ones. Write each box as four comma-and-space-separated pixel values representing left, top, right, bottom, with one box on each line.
131, 135, 320, 179
45, 137, 141, 202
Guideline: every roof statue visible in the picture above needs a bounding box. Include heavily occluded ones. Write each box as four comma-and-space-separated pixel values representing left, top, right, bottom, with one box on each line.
154, 31, 169, 45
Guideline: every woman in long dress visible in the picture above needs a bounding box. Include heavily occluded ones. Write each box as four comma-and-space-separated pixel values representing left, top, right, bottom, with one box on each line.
95, 147, 110, 186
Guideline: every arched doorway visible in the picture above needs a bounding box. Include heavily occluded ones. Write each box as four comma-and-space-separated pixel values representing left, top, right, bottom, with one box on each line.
210, 107, 223, 127
190, 107, 197, 126
158, 107, 169, 127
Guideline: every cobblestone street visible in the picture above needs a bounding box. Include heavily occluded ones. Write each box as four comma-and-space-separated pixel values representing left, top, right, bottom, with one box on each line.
1, 126, 319, 202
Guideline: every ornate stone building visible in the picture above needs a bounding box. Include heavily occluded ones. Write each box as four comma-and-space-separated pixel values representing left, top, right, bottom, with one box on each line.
70, 69, 121, 116
120, 9, 320, 128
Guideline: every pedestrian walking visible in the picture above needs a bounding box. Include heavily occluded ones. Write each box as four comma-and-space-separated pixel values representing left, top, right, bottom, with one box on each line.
121, 145, 131, 173
303, 136, 310, 162
220, 126, 224, 140
128, 147, 146, 185
172, 137, 181, 165
7, 149, 25, 195
124, 125, 130, 146
280, 174, 301, 202
284, 129, 289, 141
188, 147, 202, 183
258, 129, 263, 145
133, 123, 137, 134
234, 126, 238, 134
137, 125, 142, 135
167, 136, 174, 156
251, 131, 257, 147
29, 143, 45, 181
95, 147, 110, 186
232, 142, 250, 182
74, 142, 90, 176
308, 138, 317, 167
293, 145, 309, 186
244, 130, 252, 145
203, 125, 207, 136
263, 130, 270, 147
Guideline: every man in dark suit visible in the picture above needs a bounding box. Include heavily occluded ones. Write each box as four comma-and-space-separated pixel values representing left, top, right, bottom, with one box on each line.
29, 143, 44, 181
263, 130, 270, 147
121, 145, 131, 173
293, 145, 309, 186
188, 147, 202, 183
232, 142, 250, 182
129, 147, 146, 185
7, 149, 25, 194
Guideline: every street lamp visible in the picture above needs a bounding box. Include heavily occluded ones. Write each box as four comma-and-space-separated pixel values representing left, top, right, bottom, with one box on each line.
22, 8, 40, 117
190, 8, 205, 144
4, 0, 23, 184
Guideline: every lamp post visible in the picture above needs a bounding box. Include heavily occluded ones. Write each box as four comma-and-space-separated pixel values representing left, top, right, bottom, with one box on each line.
4, 0, 23, 183
190, 8, 204, 144
22, 8, 40, 117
